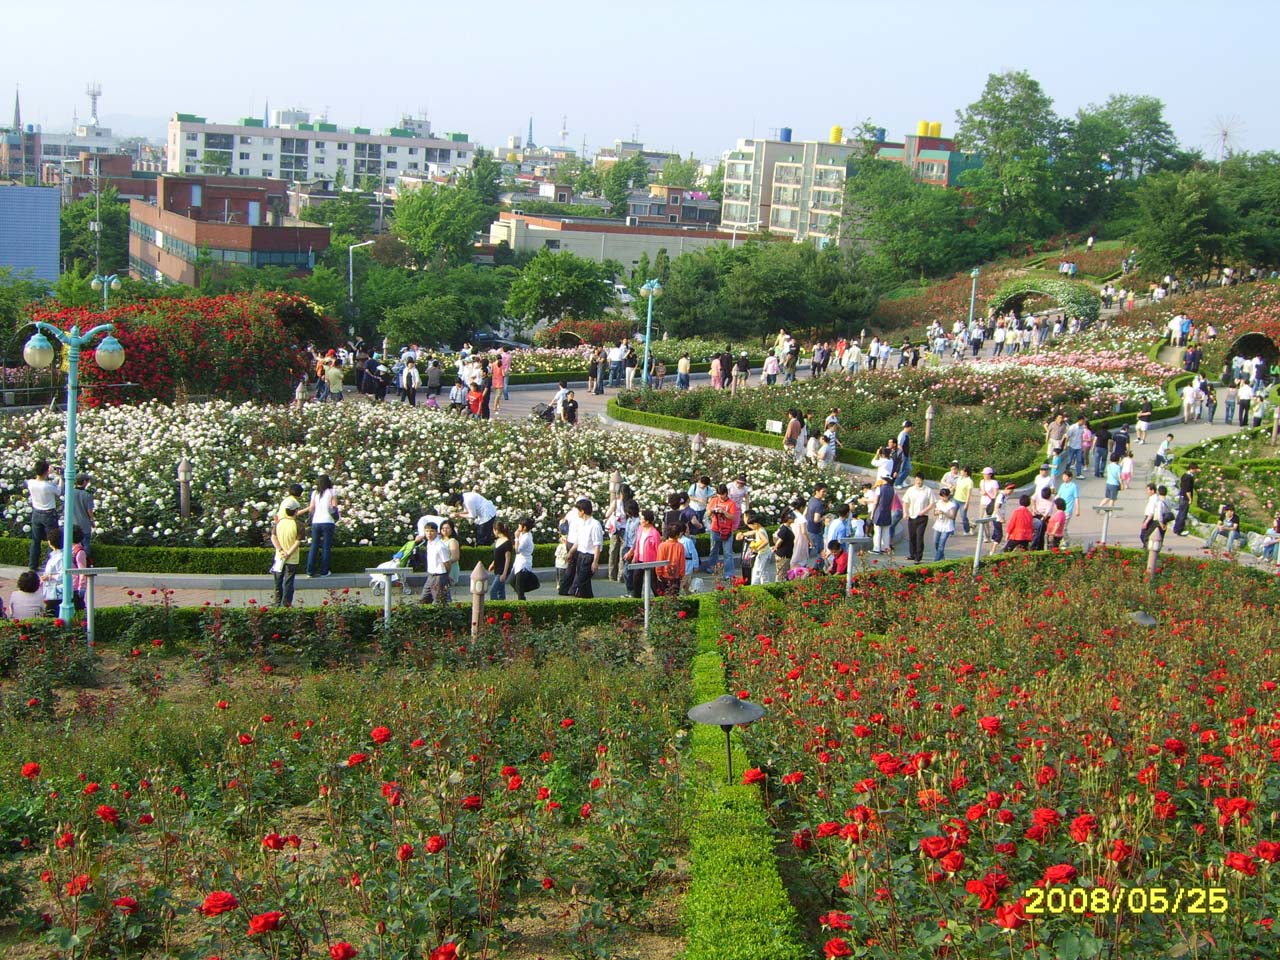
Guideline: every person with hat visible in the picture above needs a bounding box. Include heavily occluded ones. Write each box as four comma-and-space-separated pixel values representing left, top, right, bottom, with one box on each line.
271, 499, 305, 607
1033, 463, 1054, 501
978, 467, 1000, 521
941, 461, 962, 497
953, 466, 974, 535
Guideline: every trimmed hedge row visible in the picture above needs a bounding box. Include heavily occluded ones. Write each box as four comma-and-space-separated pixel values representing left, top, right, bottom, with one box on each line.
82, 596, 651, 647
682, 587, 805, 960
1167, 427, 1277, 535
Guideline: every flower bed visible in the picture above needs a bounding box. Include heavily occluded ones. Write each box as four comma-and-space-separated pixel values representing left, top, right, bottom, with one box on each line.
28, 293, 339, 406
0, 401, 853, 549
1169, 427, 1280, 534
615, 343, 1170, 478
718, 551, 1280, 958
0, 600, 698, 958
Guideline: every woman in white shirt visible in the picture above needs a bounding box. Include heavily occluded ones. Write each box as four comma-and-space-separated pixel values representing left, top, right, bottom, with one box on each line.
7, 570, 46, 620
27, 459, 61, 571
306, 474, 340, 577
511, 517, 537, 599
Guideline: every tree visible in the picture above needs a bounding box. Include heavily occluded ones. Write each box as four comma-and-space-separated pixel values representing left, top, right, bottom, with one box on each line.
200, 151, 232, 176
459, 148, 503, 210
955, 70, 1062, 236
704, 162, 724, 204
602, 155, 650, 217
382, 295, 465, 349
391, 184, 490, 267
1131, 170, 1239, 278
60, 187, 128, 275
1219, 152, 1280, 266
1093, 94, 1179, 179
0, 267, 51, 356
505, 249, 614, 323
653, 248, 671, 285
659, 154, 700, 188
298, 192, 376, 238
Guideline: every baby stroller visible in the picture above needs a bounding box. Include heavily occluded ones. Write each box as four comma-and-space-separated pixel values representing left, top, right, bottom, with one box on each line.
370, 536, 423, 596
531, 402, 555, 424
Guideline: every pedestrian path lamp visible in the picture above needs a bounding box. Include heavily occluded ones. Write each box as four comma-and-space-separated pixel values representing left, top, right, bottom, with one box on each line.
838, 535, 873, 595
1129, 611, 1158, 628
24, 321, 125, 624
971, 515, 997, 575
688, 694, 766, 785
639, 279, 662, 388
1092, 505, 1123, 548
90, 273, 120, 311
968, 267, 980, 327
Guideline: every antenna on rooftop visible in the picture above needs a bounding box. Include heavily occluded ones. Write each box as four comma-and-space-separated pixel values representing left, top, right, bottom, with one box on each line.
86, 82, 102, 125
560, 114, 568, 148
1210, 114, 1242, 169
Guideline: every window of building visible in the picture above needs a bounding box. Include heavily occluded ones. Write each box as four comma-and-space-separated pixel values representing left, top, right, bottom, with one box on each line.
184, 164, 195, 173
386, 161, 397, 169
336, 158, 348, 167
262, 153, 273, 161
669, 214, 678, 223
408, 147, 417, 155
186, 133, 198, 142
671, 194, 680, 205
239, 167, 250, 176
261, 137, 275, 145
205, 133, 234, 151
386, 145, 397, 154
314, 140, 325, 149
240, 136, 253, 144
185, 149, 198, 158
239, 152, 250, 160
544, 239, 560, 250
408, 162, 418, 169
455, 152, 465, 161
337, 142, 348, 151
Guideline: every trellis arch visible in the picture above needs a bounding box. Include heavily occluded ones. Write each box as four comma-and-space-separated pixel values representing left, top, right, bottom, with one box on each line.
989, 277, 1101, 323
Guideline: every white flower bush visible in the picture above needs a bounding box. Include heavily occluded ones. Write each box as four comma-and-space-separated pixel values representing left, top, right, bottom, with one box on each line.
0, 401, 850, 547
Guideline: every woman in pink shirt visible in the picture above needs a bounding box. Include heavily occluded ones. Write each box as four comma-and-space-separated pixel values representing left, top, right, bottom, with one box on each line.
624, 509, 662, 598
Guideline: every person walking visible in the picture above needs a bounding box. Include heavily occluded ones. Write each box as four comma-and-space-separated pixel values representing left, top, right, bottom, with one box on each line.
418, 522, 454, 605
705, 485, 741, 580
1237, 381, 1254, 426
26, 459, 61, 571
565, 498, 604, 598
488, 521, 514, 600
305, 474, 340, 578
271, 504, 303, 607
1173, 463, 1199, 536
902, 474, 933, 563
932, 488, 957, 561
402, 358, 421, 407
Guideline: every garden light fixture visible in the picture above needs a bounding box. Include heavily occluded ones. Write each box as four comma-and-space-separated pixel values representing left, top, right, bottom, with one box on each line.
688, 693, 766, 784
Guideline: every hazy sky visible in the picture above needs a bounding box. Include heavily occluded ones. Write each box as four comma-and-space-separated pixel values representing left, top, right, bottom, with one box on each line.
8, 0, 1272, 160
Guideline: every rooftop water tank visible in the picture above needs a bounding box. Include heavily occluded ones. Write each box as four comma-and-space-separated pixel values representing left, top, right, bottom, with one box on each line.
780, 126, 792, 143
928, 121, 942, 138
874, 127, 887, 142
830, 124, 844, 144
916, 120, 929, 137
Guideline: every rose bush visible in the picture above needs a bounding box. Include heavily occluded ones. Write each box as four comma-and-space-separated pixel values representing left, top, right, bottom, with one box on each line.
721, 550, 1280, 958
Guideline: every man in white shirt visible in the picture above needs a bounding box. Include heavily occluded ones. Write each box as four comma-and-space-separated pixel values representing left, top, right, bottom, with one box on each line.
608, 342, 627, 388
419, 522, 455, 605
1033, 464, 1054, 501
901, 474, 934, 563
27, 459, 62, 571
450, 490, 498, 545
416, 511, 449, 538
941, 462, 962, 496
563, 498, 603, 598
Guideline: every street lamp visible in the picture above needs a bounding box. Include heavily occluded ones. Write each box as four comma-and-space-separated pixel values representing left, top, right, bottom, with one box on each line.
90, 273, 120, 311
23, 321, 125, 625
730, 219, 764, 249
348, 240, 376, 303
967, 267, 980, 328
639, 279, 662, 388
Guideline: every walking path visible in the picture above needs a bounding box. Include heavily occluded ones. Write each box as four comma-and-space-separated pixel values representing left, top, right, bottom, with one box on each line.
4, 340, 1269, 612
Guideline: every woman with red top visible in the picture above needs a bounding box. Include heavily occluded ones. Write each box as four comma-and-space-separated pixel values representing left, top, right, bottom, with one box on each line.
1002, 494, 1035, 551
624, 509, 661, 598
655, 524, 687, 595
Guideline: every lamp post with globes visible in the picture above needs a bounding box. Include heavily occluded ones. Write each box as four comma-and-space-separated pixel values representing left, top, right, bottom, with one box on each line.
23, 321, 125, 623
639, 279, 662, 388
91, 273, 120, 312
967, 267, 980, 328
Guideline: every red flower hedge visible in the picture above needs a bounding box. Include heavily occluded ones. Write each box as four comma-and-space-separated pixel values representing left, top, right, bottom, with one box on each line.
28, 292, 341, 406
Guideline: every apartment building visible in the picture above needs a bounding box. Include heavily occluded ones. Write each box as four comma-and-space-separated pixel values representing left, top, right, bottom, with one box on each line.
721, 135, 855, 244
165, 111, 476, 189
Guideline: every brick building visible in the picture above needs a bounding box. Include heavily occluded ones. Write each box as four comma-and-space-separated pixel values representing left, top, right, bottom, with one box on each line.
129, 175, 330, 286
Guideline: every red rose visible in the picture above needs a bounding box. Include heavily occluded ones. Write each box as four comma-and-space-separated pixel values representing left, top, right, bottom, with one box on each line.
138, 813, 154, 825
329, 944, 357, 960
919, 835, 951, 859
580, 802, 592, 819
262, 832, 285, 850
65, 874, 91, 897
741, 767, 766, 786
977, 716, 1002, 735
461, 794, 483, 810
1042, 863, 1078, 886
96, 804, 120, 826
397, 843, 414, 862
965, 879, 998, 909
993, 898, 1029, 930
371, 726, 392, 744
248, 910, 285, 936
429, 945, 457, 960
112, 896, 138, 915
507, 774, 523, 791
425, 834, 447, 854
541, 877, 555, 889
347, 753, 368, 767
201, 891, 240, 916
940, 850, 965, 873
1253, 841, 1280, 864
819, 910, 852, 930
560, 717, 575, 729
21, 762, 40, 779
823, 937, 853, 958
1226, 852, 1258, 876
238, 734, 254, 746
83, 782, 100, 795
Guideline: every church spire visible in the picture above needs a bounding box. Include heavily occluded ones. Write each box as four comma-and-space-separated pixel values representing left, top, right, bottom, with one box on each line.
12, 85, 20, 132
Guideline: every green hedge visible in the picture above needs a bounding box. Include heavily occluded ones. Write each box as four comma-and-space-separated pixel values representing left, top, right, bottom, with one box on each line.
82, 596, 652, 647
1167, 428, 1275, 535
681, 588, 805, 960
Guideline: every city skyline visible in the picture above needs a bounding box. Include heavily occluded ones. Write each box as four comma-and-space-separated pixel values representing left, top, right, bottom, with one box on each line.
8, 0, 1274, 162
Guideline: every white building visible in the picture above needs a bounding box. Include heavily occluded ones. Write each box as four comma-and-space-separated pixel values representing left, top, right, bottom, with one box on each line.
721, 135, 855, 244
165, 111, 476, 189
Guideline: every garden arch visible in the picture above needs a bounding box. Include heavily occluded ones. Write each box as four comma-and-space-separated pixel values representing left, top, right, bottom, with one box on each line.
989, 278, 1101, 323
1226, 332, 1279, 368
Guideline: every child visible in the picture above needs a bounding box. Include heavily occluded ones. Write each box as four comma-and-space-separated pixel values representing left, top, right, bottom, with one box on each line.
1120, 451, 1135, 490
1154, 434, 1174, 469
40, 527, 65, 616
656, 524, 686, 596
823, 539, 848, 576
740, 512, 774, 584
1046, 497, 1068, 549
679, 525, 699, 593
466, 382, 485, 417
554, 531, 573, 593
448, 378, 467, 414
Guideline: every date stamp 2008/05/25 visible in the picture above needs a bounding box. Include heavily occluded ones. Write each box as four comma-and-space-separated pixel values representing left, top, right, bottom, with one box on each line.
1024, 885, 1230, 917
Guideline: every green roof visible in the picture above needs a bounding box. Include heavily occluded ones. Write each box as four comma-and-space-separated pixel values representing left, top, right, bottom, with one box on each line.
240, 118, 264, 128
449, 132, 469, 142
353, 127, 370, 135
389, 128, 414, 138
917, 149, 953, 160
297, 122, 315, 131
175, 113, 206, 123
318, 123, 337, 132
